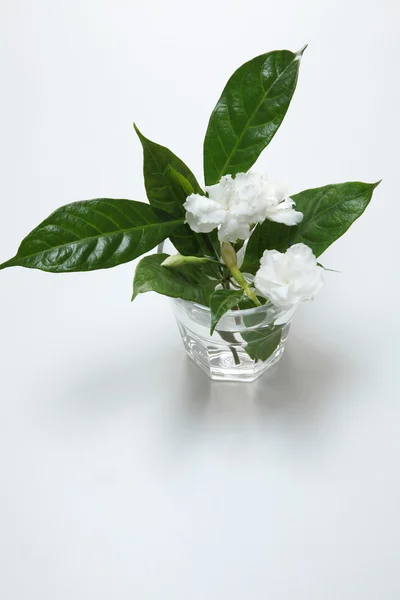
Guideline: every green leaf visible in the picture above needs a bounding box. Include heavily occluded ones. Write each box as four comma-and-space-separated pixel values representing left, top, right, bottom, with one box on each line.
203, 48, 305, 186
242, 221, 295, 273
238, 295, 268, 310
289, 181, 381, 256
238, 296, 270, 328
134, 124, 203, 216
210, 289, 244, 334
242, 324, 283, 362
166, 165, 197, 198
165, 166, 219, 258
0, 199, 182, 273
132, 253, 218, 306
242, 180, 381, 273
134, 125, 218, 257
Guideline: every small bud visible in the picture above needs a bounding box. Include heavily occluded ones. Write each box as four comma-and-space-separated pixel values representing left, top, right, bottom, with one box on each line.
161, 254, 213, 268
221, 242, 261, 307
220, 242, 237, 269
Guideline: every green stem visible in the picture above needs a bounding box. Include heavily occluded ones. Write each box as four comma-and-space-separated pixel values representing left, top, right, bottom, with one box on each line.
219, 331, 241, 365
229, 266, 261, 306
220, 241, 260, 306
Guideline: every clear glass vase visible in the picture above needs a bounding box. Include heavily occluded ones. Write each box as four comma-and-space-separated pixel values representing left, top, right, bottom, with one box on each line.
172, 298, 296, 382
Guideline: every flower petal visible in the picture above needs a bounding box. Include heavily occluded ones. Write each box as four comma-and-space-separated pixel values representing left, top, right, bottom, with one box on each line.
218, 214, 251, 243
184, 193, 226, 233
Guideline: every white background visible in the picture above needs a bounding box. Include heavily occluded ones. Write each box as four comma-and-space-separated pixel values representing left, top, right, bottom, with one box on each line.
0, 0, 399, 598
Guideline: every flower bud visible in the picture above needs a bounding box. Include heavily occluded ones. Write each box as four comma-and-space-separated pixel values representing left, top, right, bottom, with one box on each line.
161, 254, 213, 268
220, 242, 237, 269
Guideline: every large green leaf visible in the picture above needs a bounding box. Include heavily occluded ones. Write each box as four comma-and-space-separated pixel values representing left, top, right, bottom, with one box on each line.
209, 289, 244, 334
134, 125, 218, 257
289, 181, 380, 256
132, 253, 218, 306
242, 324, 283, 362
203, 48, 305, 185
242, 180, 380, 273
0, 199, 182, 273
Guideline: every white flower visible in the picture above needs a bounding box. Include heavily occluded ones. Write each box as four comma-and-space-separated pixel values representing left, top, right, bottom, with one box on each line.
183, 172, 303, 243
254, 243, 324, 308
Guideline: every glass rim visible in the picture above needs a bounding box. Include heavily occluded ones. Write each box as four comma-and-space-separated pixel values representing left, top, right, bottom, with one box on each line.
172, 296, 289, 319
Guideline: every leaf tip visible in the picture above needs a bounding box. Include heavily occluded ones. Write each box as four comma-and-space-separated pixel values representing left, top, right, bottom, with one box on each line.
373, 179, 382, 189
0, 258, 14, 271
133, 122, 142, 139
318, 262, 341, 273
296, 44, 308, 59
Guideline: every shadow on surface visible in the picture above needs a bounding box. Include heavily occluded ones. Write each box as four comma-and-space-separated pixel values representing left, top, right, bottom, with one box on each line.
168, 333, 357, 435
38, 330, 356, 444
37, 341, 184, 423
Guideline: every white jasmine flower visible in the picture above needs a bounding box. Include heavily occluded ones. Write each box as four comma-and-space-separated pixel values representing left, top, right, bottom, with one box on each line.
183, 172, 303, 243
254, 243, 324, 308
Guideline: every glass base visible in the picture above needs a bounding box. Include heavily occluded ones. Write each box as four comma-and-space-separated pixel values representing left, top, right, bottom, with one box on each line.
177, 323, 287, 382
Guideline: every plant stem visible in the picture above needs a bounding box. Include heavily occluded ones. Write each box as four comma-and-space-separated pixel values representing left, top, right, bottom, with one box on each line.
229, 266, 261, 306
219, 331, 241, 365
220, 241, 260, 306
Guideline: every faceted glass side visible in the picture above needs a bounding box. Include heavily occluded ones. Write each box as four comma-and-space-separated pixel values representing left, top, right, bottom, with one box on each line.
172, 299, 295, 382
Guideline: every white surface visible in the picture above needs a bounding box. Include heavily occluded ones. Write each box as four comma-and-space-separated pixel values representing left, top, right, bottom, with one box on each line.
0, 0, 399, 598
